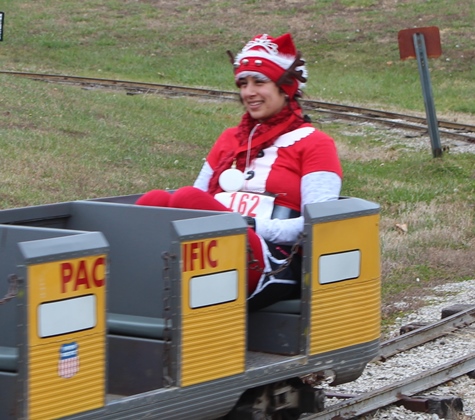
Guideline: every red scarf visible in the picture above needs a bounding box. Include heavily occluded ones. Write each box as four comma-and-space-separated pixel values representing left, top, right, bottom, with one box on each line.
208, 100, 305, 195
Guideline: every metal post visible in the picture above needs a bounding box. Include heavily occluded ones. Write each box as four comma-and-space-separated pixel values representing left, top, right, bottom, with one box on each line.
413, 33, 442, 157
0, 12, 4, 42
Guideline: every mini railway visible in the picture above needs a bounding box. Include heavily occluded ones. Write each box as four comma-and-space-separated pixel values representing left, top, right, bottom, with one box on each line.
2, 70, 475, 144
3, 69, 475, 419
302, 305, 475, 420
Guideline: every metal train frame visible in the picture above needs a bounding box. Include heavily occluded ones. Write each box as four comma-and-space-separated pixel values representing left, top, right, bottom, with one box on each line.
0, 194, 381, 419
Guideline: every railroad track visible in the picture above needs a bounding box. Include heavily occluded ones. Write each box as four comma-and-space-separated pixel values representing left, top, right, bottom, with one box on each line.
302, 305, 475, 419
3, 69, 475, 418
2, 70, 475, 144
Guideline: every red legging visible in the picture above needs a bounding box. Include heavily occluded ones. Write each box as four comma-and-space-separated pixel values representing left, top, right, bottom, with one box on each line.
136, 187, 265, 294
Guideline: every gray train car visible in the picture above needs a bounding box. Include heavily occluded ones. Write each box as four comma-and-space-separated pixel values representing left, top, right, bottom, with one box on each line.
0, 196, 381, 419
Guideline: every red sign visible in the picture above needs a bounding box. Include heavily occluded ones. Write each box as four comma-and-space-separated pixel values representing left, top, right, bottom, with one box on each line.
398, 27, 442, 60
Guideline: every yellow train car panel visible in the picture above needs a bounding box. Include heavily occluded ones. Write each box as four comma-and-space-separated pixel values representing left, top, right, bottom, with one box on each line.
181, 235, 246, 387
27, 255, 107, 419
310, 214, 381, 354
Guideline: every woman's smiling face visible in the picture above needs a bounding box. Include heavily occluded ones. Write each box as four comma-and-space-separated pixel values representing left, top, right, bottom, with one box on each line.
239, 76, 287, 121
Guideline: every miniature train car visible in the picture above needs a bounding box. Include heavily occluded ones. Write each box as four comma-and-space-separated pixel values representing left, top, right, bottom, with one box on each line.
0, 195, 381, 419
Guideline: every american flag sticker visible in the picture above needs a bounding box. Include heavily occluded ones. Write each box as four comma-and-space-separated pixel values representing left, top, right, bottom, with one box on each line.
58, 342, 79, 378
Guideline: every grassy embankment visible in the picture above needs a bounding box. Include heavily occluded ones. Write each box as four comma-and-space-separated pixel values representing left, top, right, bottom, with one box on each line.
1, 0, 474, 323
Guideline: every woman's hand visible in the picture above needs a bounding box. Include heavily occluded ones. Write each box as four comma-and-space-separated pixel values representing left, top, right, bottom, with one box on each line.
243, 216, 256, 230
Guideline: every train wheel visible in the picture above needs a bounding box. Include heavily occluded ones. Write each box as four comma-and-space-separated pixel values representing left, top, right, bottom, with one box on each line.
275, 408, 301, 420
225, 405, 268, 420
298, 384, 325, 413
223, 378, 324, 420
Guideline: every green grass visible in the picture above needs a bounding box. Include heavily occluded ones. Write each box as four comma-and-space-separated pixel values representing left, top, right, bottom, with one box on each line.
0, 75, 242, 206
0, 0, 474, 322
2, 0, 475, 113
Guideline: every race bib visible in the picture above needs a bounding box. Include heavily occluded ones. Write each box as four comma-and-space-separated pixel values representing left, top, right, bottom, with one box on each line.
215, 192, 275, 218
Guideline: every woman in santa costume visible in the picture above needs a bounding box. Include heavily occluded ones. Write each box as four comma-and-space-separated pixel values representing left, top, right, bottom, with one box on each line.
136, 33, 342, 311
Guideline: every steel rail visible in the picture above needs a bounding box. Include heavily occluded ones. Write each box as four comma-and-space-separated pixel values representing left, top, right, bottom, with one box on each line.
2, 71, 475, 143
0, 70, 239, 100
299, 306, 475, 419
379, 304, 475, 360
307, 107, 475, 143
302, 352, 475, 420
302, 100, 475, 133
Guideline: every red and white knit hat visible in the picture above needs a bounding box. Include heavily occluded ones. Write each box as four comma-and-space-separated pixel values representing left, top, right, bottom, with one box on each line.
233, 33, 307, 98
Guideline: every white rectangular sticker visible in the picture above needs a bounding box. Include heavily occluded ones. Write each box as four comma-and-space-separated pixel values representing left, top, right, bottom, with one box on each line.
319, 250, 361, 284
190, 270, 238, 308
214, 191, 275, 218
38, 295, 96, 337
